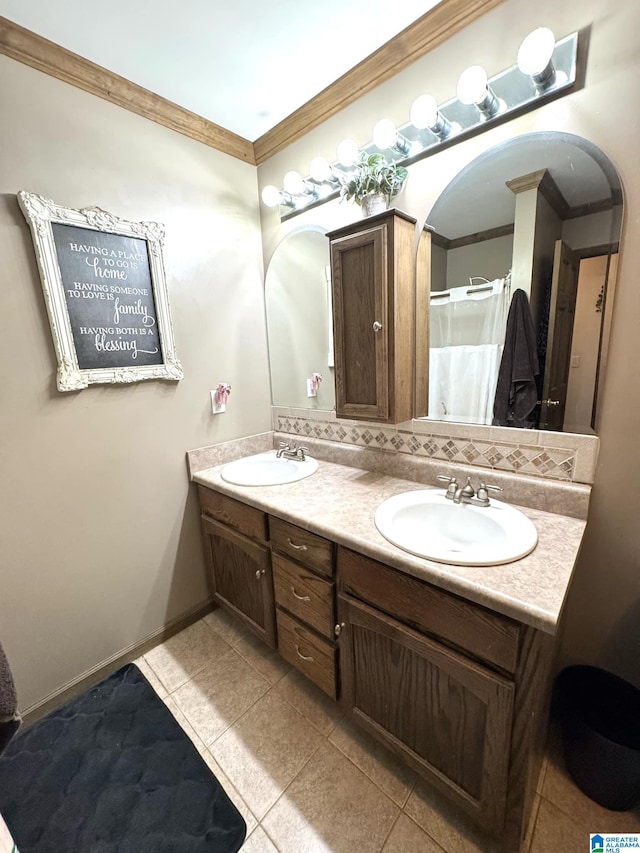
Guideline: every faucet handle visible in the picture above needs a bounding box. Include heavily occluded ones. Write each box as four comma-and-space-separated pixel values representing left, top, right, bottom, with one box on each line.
437, 474, 457, 498
477, 483, 502, 501
297, 446, 309, 460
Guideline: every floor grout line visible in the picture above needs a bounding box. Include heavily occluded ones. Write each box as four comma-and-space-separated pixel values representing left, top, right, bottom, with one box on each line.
258, 737, 327, 831
203, 677, 278, 751
258, 820, 282, 852
378, 809, 402, 852
327, 722, 416, 810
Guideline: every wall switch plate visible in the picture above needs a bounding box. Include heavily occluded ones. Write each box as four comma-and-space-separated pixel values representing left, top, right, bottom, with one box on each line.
211, 391, 225, 414
571, 355, 581, 368
306, 378, 317, 397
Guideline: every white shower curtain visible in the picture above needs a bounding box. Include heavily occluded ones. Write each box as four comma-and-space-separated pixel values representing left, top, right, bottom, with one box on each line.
428, 278, 510, 425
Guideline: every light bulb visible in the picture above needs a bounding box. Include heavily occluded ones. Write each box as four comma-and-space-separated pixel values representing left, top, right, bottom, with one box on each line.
410, 95, 439, 130
261, 185, 282, 207
456, 65, 503, 119
283, 170, 305, 195
372, 119, 412, 155
410, 94, 456, 140
517, 27, 555, 76
372, 118, 398, 150
309, 156, 333, 183
457, 65, 489, 105
336, 138, 359, 167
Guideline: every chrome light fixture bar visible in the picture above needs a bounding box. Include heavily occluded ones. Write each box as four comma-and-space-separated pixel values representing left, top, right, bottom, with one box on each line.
265, 30, 578, 221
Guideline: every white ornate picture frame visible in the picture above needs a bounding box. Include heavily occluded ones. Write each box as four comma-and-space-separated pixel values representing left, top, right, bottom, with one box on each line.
18, 191, 184, 391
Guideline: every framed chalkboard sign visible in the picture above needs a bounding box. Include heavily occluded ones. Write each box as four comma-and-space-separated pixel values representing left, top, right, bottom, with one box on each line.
18, 191, 183, 391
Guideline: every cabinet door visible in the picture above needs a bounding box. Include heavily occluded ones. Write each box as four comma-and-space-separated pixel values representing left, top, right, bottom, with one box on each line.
338, 593, 514, 834
202, 516, 276, 648
331, 223, 389, 420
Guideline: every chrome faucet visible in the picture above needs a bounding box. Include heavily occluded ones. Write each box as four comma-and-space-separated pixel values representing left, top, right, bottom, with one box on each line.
453, 478, 475, 504
276, 441, 308, 461
437, 475, 502, 507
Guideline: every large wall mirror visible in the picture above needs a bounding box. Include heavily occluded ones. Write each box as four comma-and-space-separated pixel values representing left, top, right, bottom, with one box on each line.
265, 226, 335, 411
422, 131, 622, 435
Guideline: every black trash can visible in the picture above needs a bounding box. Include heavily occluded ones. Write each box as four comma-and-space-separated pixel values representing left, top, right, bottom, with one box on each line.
557, 665, 640, 811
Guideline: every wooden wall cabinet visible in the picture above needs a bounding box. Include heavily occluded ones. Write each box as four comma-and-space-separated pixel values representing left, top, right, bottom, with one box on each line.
328, 209, 418, 423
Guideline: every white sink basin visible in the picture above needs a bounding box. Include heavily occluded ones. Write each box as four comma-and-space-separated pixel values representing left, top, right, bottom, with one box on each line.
375, 489, 537, 566
220, 451, 318, 486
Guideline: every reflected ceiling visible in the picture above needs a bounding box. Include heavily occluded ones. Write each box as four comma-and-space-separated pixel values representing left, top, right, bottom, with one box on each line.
432, 134, 621, 240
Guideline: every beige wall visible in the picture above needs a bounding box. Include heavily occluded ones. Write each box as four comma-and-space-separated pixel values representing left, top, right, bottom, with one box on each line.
445, 235, 514, 291
258, 0, 640, 683
0, 58, 272, 709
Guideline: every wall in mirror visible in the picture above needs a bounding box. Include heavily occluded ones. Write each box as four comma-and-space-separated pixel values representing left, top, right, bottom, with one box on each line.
265, 226, 335, 411
423, 131, 622, 436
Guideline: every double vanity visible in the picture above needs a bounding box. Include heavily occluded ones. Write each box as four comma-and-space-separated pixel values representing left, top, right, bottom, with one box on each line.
189, 436, 587, 852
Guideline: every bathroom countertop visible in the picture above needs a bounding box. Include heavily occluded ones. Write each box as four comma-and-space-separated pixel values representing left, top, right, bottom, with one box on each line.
193, 457, 586, 635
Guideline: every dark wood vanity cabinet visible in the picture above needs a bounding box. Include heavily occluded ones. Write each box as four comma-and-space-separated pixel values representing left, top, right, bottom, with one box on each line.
327, 209, 417, 424
336, 546, 553, 849
198, 486, 276, 647
197, 484, 553, 850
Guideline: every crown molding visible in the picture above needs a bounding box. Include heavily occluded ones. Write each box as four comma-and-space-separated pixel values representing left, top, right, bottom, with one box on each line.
433, 223, 515, 251
1, 0, 506, 168
0, 16, 256, 164
252, 0, 507, 165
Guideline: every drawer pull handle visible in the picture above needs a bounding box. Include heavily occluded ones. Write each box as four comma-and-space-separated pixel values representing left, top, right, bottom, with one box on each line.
295, 644, 314, 662
286, 537, 308, 552
291, 586, 311, 602
255, 569, 265, 579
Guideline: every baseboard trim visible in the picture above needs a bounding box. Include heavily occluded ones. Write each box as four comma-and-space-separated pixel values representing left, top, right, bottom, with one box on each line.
21, 599, 216, 726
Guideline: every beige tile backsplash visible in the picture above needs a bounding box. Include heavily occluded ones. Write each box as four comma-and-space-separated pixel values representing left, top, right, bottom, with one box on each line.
272, 408, 599, 485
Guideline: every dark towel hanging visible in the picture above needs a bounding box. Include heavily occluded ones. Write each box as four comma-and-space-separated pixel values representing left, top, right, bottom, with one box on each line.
493, 288, 539, 428
0, 641, 20, 755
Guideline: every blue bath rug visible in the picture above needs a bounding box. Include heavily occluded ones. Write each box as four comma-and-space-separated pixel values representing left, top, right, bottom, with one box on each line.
0, 663, 246, 853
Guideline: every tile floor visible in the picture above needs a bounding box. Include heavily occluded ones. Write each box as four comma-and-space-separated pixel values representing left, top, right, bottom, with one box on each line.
137, 611, 640, 852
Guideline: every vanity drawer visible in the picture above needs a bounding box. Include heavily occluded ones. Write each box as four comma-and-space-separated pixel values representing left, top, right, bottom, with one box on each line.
198, 486, 268, 542
270, 517, 334, 577
273, 554, 335, 639
337, 547, 520, 674
277, 609, 338, 699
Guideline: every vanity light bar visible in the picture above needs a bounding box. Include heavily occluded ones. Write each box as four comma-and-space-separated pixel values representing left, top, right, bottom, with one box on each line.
262, 29, 578, 221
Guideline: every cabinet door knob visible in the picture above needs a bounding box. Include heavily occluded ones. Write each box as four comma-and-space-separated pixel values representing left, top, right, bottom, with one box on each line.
255, 569, 266, 579
291, 586, 311, 602
334, 622, 346, 637
372, 321, 383, 332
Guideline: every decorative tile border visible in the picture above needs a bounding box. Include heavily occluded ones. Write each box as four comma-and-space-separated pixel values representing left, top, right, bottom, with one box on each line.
272, 407, 599, 485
